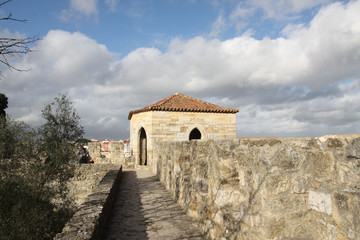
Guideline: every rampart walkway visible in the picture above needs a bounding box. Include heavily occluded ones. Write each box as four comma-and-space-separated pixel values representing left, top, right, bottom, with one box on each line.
104, 168, 204, 240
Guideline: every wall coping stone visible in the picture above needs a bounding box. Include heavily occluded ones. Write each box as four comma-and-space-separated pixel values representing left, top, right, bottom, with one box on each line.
55, 164, 122, 240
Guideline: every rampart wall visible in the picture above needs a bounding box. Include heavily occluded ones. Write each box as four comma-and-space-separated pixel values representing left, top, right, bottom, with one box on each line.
67, 164, 121, 206
55, 164, 122, 240
154, 134, 360, 239
88, 142, 133, 168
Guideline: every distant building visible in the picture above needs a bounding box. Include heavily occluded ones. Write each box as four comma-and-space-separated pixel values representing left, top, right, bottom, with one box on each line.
90, 139, 117, 156
128, 93, 239, 169
120, 139, 131, 158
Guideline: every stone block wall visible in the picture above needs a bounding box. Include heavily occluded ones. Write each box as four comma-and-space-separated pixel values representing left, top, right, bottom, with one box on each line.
153, 135, 360, 239
67, 164, 121, 206
55, 164, 122, 240
88, 142, 133, 168
88, 142, 102, 162
130, 111, 237, 170
110, 142, 124, 164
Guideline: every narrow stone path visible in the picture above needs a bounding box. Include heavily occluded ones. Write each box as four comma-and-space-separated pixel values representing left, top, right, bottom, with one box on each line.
104, 168, 205, 240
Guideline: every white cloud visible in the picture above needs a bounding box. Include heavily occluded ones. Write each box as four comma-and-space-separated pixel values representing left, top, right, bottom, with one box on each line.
71, 0, 98, 16
237, 79, 360, 137
228, 0, 334, 32
60, 0, 98, 22
7, 30, 113, 88
230, 3, 254, 19
0, 29, 27, 39
247, 0, 332, 19
1, 0, 360, 139
16, 112, 42, 125
0, 29, 30, 73
105, 0, 118, 11
105, 0, 119, 12
236, 104, 307, 137
209, 12, 226, 38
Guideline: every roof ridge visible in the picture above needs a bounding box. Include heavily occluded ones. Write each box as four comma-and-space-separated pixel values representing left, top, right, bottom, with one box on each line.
147, 93, 178, 110
157, 93, 179, 108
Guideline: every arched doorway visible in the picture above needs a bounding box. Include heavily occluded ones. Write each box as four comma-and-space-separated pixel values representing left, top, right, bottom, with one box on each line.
189, 128, 201, 140
139, 128, 147, 165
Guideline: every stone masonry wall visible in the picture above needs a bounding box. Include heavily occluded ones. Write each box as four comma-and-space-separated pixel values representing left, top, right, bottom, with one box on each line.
88, 142, 102, 162
153, 134, 360, 240
67, 164, 121, 206
55, 164, 122, 240
88, 142, 133, 168
130, 111, 237, 170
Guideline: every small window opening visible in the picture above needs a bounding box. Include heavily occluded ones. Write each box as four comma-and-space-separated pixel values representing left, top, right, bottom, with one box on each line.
189, 128, 201, 140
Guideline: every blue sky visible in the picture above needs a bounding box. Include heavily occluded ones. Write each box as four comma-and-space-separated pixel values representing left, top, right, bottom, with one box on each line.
0, 0, 359, 140
3, 0, 221, 55
2, 0, 333, 55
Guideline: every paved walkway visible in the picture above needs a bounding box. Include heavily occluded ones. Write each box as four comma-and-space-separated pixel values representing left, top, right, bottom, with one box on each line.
104, 168, 204, 240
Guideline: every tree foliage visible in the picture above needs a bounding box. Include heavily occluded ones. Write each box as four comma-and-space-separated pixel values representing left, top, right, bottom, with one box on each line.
39, 93, 84, 189
41, 94, 84, 143
0, 93, 84, 239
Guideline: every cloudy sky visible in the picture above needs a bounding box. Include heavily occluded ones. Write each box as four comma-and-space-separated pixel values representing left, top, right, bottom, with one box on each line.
0, 0, 359, 140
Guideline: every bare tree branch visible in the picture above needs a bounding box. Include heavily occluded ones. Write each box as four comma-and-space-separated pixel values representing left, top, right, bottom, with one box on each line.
0, 0, 39, 76
0, 0, 12, 8
0, 1, 24, 22
0, 12, 27, 22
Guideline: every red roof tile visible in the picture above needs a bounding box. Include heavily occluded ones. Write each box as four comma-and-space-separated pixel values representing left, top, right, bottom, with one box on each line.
128, 93, 239, 120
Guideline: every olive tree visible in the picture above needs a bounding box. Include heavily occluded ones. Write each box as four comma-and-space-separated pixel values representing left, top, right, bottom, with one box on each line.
0, 93, 84, 239
39, 93, 84, 196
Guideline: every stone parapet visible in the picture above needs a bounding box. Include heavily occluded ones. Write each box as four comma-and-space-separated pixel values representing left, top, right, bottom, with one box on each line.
88, 142, 133, 167
55, 164, 122, 240
68, 164, 121, 206
153, 134, 360, 239
87, 142, 102, 162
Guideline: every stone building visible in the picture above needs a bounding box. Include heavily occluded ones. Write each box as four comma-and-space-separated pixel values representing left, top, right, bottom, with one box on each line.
128, 93, 239, 169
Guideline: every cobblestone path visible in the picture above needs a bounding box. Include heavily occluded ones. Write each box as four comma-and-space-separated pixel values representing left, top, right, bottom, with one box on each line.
104, 168, 205, 240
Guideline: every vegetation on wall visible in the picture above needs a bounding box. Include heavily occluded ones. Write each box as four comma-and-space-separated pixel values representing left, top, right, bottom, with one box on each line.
0, 93, 84, 240
77, 138, 92, 144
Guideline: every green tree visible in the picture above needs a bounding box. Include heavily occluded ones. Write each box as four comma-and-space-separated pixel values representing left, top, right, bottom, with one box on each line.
0, 118, 67, 240
40, 93, 84, 143
0, 93, 84, 239
39, 93, 84, 197
0, 116, 35, 162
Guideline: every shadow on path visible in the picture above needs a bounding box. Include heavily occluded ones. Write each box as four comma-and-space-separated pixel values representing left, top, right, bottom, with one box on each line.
104, 169, 204, 240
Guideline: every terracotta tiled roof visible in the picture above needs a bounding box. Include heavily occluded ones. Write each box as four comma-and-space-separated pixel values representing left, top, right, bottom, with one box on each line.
128, 93, 239, 120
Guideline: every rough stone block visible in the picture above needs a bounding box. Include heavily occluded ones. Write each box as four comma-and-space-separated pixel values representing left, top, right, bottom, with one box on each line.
309, 190, 332, 215
152, 134, 360, 239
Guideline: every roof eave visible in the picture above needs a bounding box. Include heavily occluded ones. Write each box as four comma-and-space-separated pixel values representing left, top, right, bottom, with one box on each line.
128, 108, 239, 120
